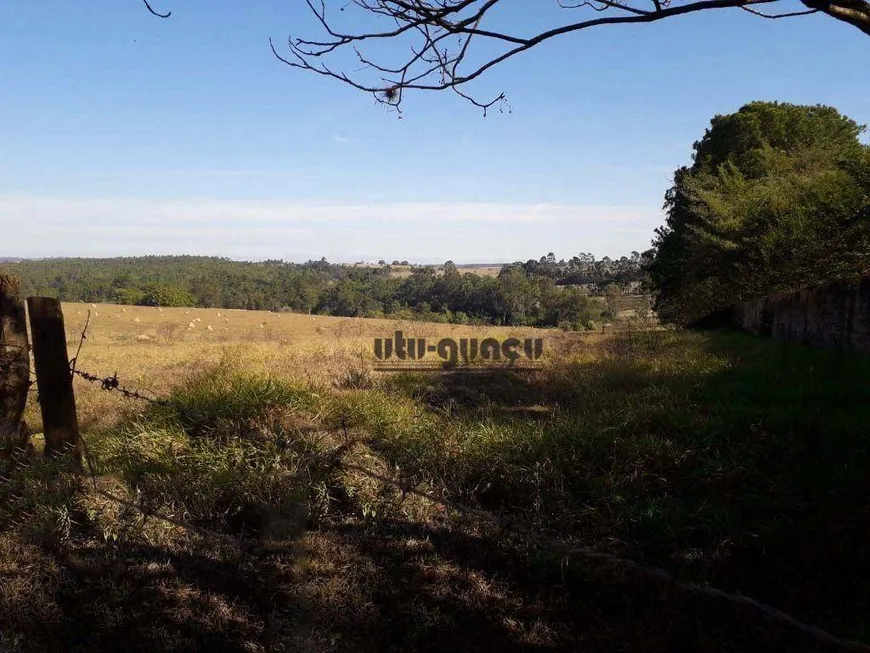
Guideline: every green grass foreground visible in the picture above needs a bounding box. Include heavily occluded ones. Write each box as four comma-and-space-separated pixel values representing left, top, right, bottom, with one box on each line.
2, 330, 869, 652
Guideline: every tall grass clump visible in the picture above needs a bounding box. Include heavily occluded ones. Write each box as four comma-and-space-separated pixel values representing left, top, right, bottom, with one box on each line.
88, 363, 336, 543
0, 449, 86, 545
349, 329, 870, 585
160, 362, 324, 431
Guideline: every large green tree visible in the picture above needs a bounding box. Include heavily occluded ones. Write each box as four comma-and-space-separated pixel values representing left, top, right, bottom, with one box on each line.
647, 101, 870, 325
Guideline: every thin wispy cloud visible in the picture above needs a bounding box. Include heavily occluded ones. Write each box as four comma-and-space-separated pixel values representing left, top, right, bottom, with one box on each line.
0, 195, 662, 262
138, 168, 317, 179
0, 196, 653, 224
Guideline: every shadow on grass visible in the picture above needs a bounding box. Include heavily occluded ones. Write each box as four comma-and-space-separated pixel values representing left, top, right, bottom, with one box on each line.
3, 330, 869, 651
0, 515, 842, 653
379, 330, 870, 643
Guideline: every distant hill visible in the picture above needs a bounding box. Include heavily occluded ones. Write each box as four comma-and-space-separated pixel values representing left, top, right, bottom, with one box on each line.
0, 257, 22, 264
2, 254, 648, 329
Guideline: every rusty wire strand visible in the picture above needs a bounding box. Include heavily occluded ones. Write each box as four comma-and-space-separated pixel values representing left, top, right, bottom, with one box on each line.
18, 316, 867, 652
66, 398, 870, 652
71, 369, 169, 406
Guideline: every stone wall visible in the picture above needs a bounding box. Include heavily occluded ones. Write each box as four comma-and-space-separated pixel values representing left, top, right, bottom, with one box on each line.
734, 273, 870, 352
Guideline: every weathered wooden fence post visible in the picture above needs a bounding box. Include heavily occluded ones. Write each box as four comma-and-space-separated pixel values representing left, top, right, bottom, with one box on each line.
0, 274, 31, 454
26, 297, 81, 462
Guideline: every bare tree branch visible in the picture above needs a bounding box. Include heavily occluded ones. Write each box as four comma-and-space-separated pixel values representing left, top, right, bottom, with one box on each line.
275, 0, 829, 113
142, 0, 171, 18
140, 0, 869, 110
741, 5, 819, 16
804, 0, 870, 33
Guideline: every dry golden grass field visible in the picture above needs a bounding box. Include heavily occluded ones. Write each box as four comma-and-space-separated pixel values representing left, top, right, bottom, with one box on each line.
28, 301, 588, 433
381, 263, 504, 278
7, 300, 869, 653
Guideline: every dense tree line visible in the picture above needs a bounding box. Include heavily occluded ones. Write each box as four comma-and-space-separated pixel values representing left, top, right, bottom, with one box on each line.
519, 251, 648, 289
18, 104, 864, 332
2, 254, 646, 329
646, 101, 870, 325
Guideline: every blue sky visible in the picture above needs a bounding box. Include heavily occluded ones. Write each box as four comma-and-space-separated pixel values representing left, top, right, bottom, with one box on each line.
1, 1, 867, 263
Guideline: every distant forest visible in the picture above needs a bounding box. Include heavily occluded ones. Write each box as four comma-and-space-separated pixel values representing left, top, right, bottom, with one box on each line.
3, 253, 648, 329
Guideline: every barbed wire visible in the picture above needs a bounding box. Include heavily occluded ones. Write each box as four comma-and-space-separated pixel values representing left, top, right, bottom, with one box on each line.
70, 413, 870, 652
93, 487, 261, 550
62, 309, 167, 406
336, 460, 870, 652
82, 440, 352, 553
70, 369, 169, 406
12, 313, 867, 651
68, 310, 90, 377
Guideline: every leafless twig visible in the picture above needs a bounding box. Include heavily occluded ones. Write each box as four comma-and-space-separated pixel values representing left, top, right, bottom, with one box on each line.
135, 0, 869, 110
741, 5, 819, 16
68, 310, 91, 377
272, 0, 850, 113
142, 0, 171, 18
